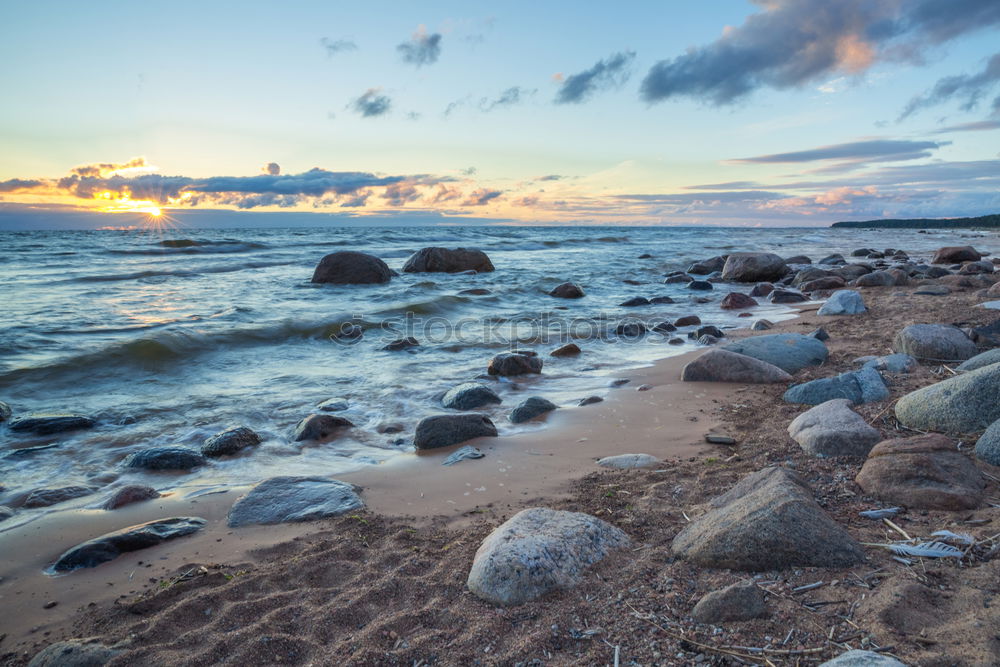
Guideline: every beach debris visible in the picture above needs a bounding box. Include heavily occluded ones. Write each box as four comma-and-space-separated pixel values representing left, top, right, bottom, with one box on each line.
227, 476, 363, 527
0, 400, 11, 422
52, 517, 206, 572
442, 445, 484, 466
705, 434, 737, 445
930, 529, 975, 545
467, 507, 629, 605
877, 541, 964, 559
859, 507, 903, 519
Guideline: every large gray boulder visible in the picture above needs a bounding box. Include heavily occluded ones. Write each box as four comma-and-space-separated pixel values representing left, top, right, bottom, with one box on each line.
227, 476, 363, 527
956, 349, 1000, 372
293, 414, 354, 441
892, 324, 977, 362
931, 246, 981, 264
402, 247, 494, 273
720, 252, 788, 282
442, 383, 502, 410
819, 650, 907, 666
509, 397, 557, 423
201, 426, 262, 457
671, 467, 864, 570
721, 334, 828, 374
52, 517, 206, 572
853, 270, 895, 287
414, 414, 498, 450
27, 640, 121, 667
310, 251, 392, 284
817, 290, 866, 315
975, 419, 1000, 466
466, 508, 629, 605
681, 348, 791, 383
9, 414, 95, 435
788, 399, 882, 457
895, 363, 1000, 434
856, 434, 984, 510
783, 366, 889, 405
549, 282, 585, 298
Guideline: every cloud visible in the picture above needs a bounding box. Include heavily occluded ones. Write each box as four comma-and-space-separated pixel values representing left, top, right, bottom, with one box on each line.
480, 86, 535, 111
320, 38, 358, 56
462, 188, 502, 206
460, 167, 477, 176
350, 88, 392, 117
0, 178, 44, 192
898, 52, 1000, 119
263, 162, 280, 175
397, 26, 442, 67
555, 51, 636, 104
70, 157, 150, 179
340, 191, 370, 207
928, 119, 1000, 133
731, 139, 947, 164
640, 0, 1000, 106
537, 174, 563, 181
381, 182, 422, 206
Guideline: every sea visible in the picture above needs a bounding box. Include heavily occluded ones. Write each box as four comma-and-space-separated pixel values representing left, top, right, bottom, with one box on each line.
1, 224, 997, 515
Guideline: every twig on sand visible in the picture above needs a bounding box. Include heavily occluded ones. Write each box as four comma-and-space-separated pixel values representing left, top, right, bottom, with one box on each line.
792, 581, 825, 593
883, 518, 911, 541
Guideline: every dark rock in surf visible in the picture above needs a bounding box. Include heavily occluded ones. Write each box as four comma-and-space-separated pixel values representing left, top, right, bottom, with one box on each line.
310, 251, 392, 284
402, 247, 495, 273
720, 292, 757, 309
488, 352, 543, 376
720, 253, 788, 282
227, 476, 363, 527
619, 296, 650, 307
123, 447, 206, 471
23, 485, 97, 509
442, 383, 502, 410
932, 246, 981, 264
550, 282, 585, 299
674, 315, 701, 327
293, 414, 354, 442
52, 517, 206, 571
414, 414, 498, 450
101, 485, 160, 510
551, 343, 581, 357
382, 336, 420, 351
0, 401, 11, 422
615, 321, 647, 337
202, 426, 262, 457
509, 397, 558, 424
687, 280, 713, 291
9, 414, 95, 435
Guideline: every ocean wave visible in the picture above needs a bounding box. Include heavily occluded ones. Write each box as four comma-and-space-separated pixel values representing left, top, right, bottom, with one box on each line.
65, 260, 297, 283
108, 240, 269, 256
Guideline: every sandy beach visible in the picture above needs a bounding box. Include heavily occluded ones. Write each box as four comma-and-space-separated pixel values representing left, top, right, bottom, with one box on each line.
4, 256, 1000, 666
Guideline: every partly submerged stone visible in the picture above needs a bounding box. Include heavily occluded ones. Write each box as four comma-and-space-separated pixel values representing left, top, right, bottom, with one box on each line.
9, 414, 95, 435
855, 434, 984, 510
722, 333, 828, 374
549, 282, 585, 298
895, 362, 1000, 434
310, 251, 392, 284
681, 349, 792, 384
414, 414, 498, 450
52, 517, 206, 572
201, 426, 262, 457
100, 485, 160, 510
551, 343, 581, 357
720, 253, 788, 282
488, 352, 543, 376
402, 247, 495, 273
788, 399, 881, 458
23, 485, 97, 509
122, 447, 206, 471
671, 467, 864, 570
691, 581, 768, 624
597, 453, 661, 469
817, 290, 866, 316
783, 366, 889, 406
442, 382, 502, 410
509, 397, 558, 424
892, 324, 977, 362
293, 414, 354, 442
228, 476, 363, 527
466, 508, 629, 605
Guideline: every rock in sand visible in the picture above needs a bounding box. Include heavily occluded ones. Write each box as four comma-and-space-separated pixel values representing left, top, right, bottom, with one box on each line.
721, 333, 828, 374
52, 517, 206, 571
442, 382, 502, 410
681, 349, 791, 384
509, 397, 557, 423
788, 399, 882, 458
817, 290, 866, 315
974, 419, 1000, 466
27, 640, 122, 667
956, 348, 1000, 372
783, 366, 889, 406
597, 453, 660, 469
720, 292, 757, 309
101, 485, 160, 510
466, 508, 629, 605
691, 581, 768, 624
414, 414, 498, 450
855, 434, 984, 510
892, 324, 977, 362
895, 362, 1000, 433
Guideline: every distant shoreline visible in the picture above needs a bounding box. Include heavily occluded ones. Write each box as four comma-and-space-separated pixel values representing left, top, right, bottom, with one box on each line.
832, 213, 1000, 229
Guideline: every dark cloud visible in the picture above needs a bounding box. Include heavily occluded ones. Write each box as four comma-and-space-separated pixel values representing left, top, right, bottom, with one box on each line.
350, 89, 392, 117
898, 52, 1000, 120
381, 182, 422, 206
462, 188, 503, 206
0, 178, 44, 192
929, 119, 1000, 134
340, 191, 371, 208
731, 139, 947, 164
263, 162, 280, 175
320, 38, 358, 56
555, 51, 636, 104
640, 0, 1000, 106
397, 26, 442, 67
70, 157, 149, 178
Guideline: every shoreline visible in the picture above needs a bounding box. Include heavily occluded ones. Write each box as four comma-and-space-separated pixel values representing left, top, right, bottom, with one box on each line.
3, 269, 1000, 664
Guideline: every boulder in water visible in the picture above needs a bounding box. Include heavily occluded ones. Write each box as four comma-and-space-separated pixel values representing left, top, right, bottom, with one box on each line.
550, 343, 581, 357
382, 336, 419, 351
442, 382, 502, 410
720, 252, 788, 282
310, 251, 392, 284
123, 447, 206, 471
9, 414, 95, 435
293, 414, 354, 442
201, 426, 262, 457
488, 352, 543, 376
509, 397, 557, 423
720, 292, 757, 309
549, 282, 585, 298
414, 414, 498, 450
101, 485, 160, 510
23, 485, 97, 509
932, 246, 981, 264
402, 247, 494, 273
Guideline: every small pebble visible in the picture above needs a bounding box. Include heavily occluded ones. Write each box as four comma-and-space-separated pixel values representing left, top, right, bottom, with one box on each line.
43, 601, 58, 609
705, 435, 736, 445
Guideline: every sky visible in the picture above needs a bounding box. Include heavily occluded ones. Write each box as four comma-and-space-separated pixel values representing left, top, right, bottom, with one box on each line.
1, 0, 999, 229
